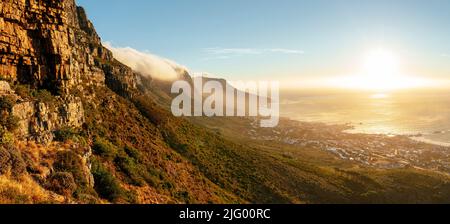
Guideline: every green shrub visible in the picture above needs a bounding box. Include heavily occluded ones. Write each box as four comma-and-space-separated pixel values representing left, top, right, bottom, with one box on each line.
91, 160, 124, 202
0, 96, 15, 112
72, 184, 100, 204
0, 146, 26, 178
114, 154, 150, 187
133, 96, 169, 125
53, 128, 87, 145
13, 84, 32, 100
32, 89, 54, 103
2, 115, 19, 131
8, 146, 26, 177
161, 181, 174, 191
53, 151, 88, 187
0, 147, 11, 175
0, 131, 15, 145
73, 192, 100, 204
93, 138, 118, 159
124, 145, 141, 161
54, 128, 78, 142
46, 172, 77, 196
175, 191, 192, 203
11, 85, 55, 103
143, 172, 159, 188
162, 131, 188, 154
0, 95, 19, 132
0, 112, 19, 132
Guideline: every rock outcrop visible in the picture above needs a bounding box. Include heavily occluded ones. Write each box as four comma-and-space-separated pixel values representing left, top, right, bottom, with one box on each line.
11, 95, 85, 143
0, 81, 13, 94
0, 80, 84, 143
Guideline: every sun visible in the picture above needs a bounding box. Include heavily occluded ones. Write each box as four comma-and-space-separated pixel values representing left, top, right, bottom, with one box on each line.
357, 48, 405, 90
334, 48, 426, 91
363, 49, 399, 80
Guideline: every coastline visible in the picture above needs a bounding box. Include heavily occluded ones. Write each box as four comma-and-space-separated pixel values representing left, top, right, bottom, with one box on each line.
330, 120, 450, 148
410, 136, 450, 147
290, 117, 450, 148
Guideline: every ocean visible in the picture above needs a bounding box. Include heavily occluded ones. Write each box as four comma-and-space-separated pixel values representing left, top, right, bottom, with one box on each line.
281, 89, 450, 145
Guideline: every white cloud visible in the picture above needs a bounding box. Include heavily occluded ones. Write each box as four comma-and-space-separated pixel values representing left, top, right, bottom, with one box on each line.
442, 53, 449, 57
205, 48, 262, 55
204, 47, 304, 56
268, 48, 305, 54
103, 42, 188, 81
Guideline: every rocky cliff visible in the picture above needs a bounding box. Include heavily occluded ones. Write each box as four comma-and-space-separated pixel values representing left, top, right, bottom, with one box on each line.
1, 0, 103, 91
0, 0, 137, 142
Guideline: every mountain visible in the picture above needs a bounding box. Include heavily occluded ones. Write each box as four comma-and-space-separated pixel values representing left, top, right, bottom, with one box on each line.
1, 0, 449, 204
0, 0, 237, 203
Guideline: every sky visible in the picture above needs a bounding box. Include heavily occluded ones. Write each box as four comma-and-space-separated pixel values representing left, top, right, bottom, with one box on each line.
76, 0, 450, 89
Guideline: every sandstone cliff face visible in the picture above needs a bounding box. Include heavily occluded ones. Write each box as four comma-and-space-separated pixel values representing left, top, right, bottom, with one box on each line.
0, 0, 119, 92
0, 0, 138, 142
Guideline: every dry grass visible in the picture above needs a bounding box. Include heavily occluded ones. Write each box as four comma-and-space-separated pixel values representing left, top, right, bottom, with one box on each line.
0, 175, 65, 204
15, 140, 69, 179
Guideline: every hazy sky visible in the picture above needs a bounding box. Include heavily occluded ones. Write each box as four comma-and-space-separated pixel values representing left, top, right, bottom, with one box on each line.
77, 0, 450, 87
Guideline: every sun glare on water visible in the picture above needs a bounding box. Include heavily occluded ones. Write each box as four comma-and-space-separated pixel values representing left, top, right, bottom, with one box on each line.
370, 93, 389, 99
